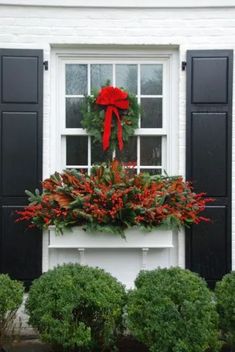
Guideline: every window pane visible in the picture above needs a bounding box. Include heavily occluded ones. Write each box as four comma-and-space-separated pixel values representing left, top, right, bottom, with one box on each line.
66, 64, 87, 95
116, 64, 137, 94
141, 98, 162, 128
140, 169, 162, 175
66, 136, 88, 165
141, 64, 163, 95
140, 136, 161, 166
91, 64, 112, 91
66, 97, 84, 128
91, 138, 112, 164
116, 136, 137, 164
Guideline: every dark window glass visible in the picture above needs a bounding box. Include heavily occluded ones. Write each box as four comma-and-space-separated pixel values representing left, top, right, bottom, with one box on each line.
141, 98, 162, 128
66, 136, 88, 165
116, 136, 137, 164
91, 138, 112, 164
140, 169, 162, 175
66, 97, 84, 128
140, 136, 162, 166
141, 64, 163, 95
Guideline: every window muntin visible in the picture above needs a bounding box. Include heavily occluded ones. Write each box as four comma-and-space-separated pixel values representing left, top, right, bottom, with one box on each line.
60, 59, 169, 174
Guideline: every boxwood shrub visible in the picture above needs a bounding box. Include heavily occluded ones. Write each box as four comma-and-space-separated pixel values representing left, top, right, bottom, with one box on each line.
0, 274, 24, 349
215, 271, 235, 348
26, 264, 126, 352
127, 267, 220, 352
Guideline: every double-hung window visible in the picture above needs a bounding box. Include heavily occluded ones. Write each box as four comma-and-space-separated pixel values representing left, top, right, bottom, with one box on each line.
53, 49, 177, 175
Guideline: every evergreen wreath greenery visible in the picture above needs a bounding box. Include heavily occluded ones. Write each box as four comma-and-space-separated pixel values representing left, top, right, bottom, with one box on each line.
81, 84, 140, 152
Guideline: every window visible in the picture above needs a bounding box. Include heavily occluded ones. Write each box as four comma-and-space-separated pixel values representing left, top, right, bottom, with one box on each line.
52, 49, 178, 176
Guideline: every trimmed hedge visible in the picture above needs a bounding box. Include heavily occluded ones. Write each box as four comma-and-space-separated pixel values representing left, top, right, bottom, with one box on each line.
215, 271, 235, 348
127, 267, 220, 352
0, 274, 24, 349
26, 264, 126, 351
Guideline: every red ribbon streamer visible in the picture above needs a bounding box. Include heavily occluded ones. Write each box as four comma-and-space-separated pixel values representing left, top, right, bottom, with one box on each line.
96, 86, 129, 151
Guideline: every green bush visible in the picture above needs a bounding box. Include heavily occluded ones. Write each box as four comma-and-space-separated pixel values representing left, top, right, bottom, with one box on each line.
0, 274, 24, 349
26, 264, 126, 352
126, 267, 220, 352
215, 271, 235, 348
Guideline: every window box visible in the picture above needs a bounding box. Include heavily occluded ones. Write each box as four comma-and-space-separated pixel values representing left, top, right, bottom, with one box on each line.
46, 226, 175, 288
48, 225, 173, 249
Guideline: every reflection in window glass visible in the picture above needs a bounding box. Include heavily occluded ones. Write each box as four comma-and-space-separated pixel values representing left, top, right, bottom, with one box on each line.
140, 136, 162, 166
141, 98, 162, 128
140, 169, 162, 175
116, 64, 137, 94
66, 168, 88, 174
91, 64, 112, 91
91, 138, 112, 164
141, 64, 163, 95
116, 136, 137, 164
66, 98, 84, 128
66, 136, 88, 165
66, 64, 87, 95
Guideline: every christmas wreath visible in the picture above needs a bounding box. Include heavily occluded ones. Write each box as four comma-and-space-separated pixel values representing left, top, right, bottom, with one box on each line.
81, 85, 140, 152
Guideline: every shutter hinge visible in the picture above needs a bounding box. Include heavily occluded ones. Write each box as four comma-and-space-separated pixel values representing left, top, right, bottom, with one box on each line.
43, 61, 48, 71
181, 61, 187, 71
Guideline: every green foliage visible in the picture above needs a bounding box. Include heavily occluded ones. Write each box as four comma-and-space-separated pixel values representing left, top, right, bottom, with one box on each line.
215, 271, 235, 348
26, 264, 126, 352
0, 274, 24, 348
126, 267, 220, 352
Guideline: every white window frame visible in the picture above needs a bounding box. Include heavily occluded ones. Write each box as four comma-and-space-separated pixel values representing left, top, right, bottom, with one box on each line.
50, 47, 179, 177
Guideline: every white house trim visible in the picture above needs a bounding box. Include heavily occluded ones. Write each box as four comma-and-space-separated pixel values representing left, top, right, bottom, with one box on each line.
0, 0, 234, 8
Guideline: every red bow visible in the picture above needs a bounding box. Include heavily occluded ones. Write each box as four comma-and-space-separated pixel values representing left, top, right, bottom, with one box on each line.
96, 86, 129, 151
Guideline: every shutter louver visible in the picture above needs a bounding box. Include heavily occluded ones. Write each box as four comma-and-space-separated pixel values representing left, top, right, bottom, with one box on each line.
186, 50, 233, 288
0, 49, 43, 288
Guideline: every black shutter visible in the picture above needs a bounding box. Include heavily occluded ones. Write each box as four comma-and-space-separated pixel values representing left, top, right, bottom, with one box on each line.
0, 49, 43, 288
186, 50, 233, 288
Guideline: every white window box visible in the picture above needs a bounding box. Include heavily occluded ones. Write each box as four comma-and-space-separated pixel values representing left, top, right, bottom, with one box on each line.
48, 226, 173, 249
44, 226, 176, 289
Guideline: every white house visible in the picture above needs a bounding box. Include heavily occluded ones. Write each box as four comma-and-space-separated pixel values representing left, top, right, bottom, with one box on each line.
0, 0, 234, 289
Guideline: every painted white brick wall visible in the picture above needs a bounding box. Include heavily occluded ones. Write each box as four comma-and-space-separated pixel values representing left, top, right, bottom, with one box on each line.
0, 4, 234, 267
